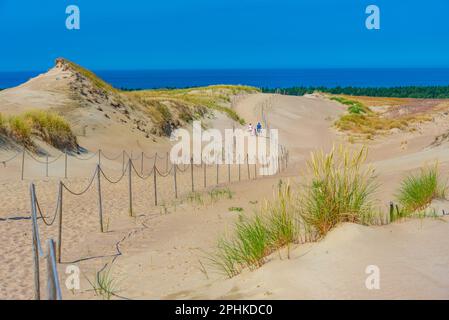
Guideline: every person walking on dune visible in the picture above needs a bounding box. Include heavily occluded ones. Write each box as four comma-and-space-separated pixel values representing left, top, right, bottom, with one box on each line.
256, 122, 262, 136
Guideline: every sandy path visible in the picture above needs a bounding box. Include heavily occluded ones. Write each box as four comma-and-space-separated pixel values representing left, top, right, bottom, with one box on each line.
2, 93, 449, 300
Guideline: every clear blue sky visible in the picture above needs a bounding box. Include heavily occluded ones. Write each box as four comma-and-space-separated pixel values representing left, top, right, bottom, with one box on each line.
0, 0, 448, 71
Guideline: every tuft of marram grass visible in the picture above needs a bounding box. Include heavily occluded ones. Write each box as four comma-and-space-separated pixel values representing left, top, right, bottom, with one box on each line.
210, 180, 298, 277
87, 267, 120, 300
396, 164, 446, 215
24, 110, 78, 150
0, 110, 77, 151
298, 145, 378, 237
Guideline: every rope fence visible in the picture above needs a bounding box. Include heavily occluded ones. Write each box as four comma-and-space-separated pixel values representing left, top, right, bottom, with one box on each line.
28, 148, 289, 299
30, 183, 63, 300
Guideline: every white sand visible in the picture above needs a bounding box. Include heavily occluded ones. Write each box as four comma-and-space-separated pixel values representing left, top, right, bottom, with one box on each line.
2, 89, 449, 300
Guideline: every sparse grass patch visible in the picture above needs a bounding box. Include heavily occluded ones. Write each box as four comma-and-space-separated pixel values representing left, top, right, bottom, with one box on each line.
209, 187, 234, 202
333, 96, 432, 138
186, 191, 204, 206
298, 146, 378, 237
396, 164, 446, 215
87, 267, 120, 300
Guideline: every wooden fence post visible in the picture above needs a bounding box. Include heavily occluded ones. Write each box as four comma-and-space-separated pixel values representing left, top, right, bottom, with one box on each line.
216, 162, 219, 185
21, 148, 25, 180
64, 151, 68, 179
128, 159, 133, 217
203, 162, 207, 188
46, 155, 49, 177
238, 159, 241, 181
153, 165, 158, 206
246, 153, 250, 180
57, 181, 63, 263
190, 157, 194, 192
46, 239, 57, 300
141, 152, 144, 175
122, 151, 125, 174
96, 165, 104, 232
254, 161, 257, 180
173, 164, 178, 199
166, 152, 169, 172
30, 184, 40, 300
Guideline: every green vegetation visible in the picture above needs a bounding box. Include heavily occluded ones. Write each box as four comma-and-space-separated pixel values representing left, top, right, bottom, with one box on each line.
209, 187, 234, 202
298, 146, 377, 236
60, 58, 117, 94
330, 96, 371, 114
125, 85, 257, 129
211, 215, 271, 277
396, 165, 446, 215
262, 86, 449, 99
228, 207, 244, 213
0, 110, 77, 151
333, 97, 430, 138
210, 181, 298, 277
209, 147, 449, 278
87, 267, 120, 300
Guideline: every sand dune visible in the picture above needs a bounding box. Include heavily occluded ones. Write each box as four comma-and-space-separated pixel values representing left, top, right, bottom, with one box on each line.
2, 66, 449, 299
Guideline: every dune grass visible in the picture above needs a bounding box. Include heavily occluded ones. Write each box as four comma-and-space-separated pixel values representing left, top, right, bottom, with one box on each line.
330, 96, 372, 114
210, 181, 298, 277
0, 110, 77, 151
298, 146, 378, 237
24, 110, 78, 150
396, 165, 446, 215
87, 267, 120, 300
333, 96, 431, 138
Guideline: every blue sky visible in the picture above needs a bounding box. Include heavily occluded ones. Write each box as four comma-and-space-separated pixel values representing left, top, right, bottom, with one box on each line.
0, 0, 448, 71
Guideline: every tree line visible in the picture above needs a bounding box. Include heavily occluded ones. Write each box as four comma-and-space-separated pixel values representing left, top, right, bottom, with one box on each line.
262, 86, 449, 99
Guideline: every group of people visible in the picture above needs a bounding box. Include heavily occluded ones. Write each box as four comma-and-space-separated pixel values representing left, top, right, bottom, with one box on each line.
247, 122, 263, 136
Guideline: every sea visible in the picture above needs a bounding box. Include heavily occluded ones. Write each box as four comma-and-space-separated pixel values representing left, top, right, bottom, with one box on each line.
1, 68, 449, 90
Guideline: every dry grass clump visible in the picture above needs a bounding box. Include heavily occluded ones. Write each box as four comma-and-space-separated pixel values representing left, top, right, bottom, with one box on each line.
24, 110, 78, 150
333, 96, 431, 138
0, 110, 77, 151
125, 85, 255, 127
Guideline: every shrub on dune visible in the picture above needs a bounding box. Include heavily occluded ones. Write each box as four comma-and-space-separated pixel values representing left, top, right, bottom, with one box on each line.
7, 115, 33, 146
210, 181, 298, 277
298, 145, 378, 237
396, 164, 446, 215
24, 110, 78, 150
212, 215, 270, 277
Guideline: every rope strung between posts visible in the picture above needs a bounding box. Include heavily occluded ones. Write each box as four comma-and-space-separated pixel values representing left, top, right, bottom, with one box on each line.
71, 151, 99, 161
154, 164, 173, 177
99, 150, 123, 161
35, 188, 61, 227
129, 160, 155, 180
175, 163, 189, 173
30, 183, 63, 300
25, 151, 64, 164
0, 151, 20, 165
100, 163, 130, 184
62, 166, 98, 196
